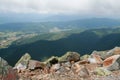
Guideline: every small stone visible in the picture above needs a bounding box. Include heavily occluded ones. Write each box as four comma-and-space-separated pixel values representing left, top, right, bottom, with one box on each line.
88, 58, 96, 64
93, 54, 103, 64
53, 63, 60, 70
71, 62, 89, 77
61, 62, 71, 68
78, 60, 89, 65
71, 62, 83, 74
57, 66, 70, 74
15, 63, 27, 73
85, 63, 98, 72
78, 67, 89, 78
50, 63, 60, 72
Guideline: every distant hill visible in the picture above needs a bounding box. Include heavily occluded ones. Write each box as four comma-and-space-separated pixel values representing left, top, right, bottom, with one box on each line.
1, 28, 120, 66
0, 18, 120, 33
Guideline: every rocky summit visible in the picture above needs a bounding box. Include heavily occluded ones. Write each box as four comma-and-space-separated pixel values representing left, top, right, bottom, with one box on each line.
0, 57, 18, 80
1, 47, 120, 80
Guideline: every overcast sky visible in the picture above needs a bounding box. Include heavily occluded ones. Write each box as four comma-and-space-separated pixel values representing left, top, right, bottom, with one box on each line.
0, 0, 120, 18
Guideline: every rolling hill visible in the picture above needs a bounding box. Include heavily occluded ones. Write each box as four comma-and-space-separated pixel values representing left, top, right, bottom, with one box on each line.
0, 28, 120, 66
0, 18, 120, 33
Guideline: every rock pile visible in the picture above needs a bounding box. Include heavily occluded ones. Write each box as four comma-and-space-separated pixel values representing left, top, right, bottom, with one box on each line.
0, 57, 18, 80
1, 47, 120, 80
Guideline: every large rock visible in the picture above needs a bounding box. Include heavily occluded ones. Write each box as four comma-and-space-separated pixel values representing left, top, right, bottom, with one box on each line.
106, 47, 120, 57
91, 47, 120, 60
80, 54, 90, 60
0, 57, 18, 80
103, 55, 120, 71
28, 60, 46, 70
44, 56, 59, 67
91, 50, 108, 60
59, 51, 80, 62
88, 54, 103, 64
112, 47, 120, 55
14, 53, 31, 71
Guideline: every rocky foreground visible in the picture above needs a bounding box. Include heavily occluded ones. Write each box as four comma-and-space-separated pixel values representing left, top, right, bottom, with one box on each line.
1, 47, 120, 80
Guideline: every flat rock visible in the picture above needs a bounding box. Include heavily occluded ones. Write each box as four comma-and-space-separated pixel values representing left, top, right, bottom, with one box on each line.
28, 60, 46, 70
103, 55, 120, 71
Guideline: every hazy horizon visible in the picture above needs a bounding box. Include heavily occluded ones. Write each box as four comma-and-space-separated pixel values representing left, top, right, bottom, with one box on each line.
0, 0, 120, 23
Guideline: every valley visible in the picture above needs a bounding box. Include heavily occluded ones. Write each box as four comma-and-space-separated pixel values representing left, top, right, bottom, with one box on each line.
0, 18, 120, 66
0, 28, 120, 66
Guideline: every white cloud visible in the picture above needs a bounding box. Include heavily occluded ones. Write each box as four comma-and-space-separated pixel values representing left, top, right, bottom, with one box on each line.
0, 0, 120, 17
49, 27, 61, 33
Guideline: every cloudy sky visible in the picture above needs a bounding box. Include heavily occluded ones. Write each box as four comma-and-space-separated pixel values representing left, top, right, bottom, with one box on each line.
0, 0, 120, 18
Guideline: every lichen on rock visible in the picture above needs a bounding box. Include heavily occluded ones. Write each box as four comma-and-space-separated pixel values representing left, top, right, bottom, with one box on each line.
14, 53, 31, 72
59, 51, 80, 62
94, 67, 111, 76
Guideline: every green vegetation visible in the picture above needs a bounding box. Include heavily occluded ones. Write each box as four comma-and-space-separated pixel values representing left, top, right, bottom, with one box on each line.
13, 29, 84, 46
1, 18, 120, 66
0, 31, 37, 49
91, 28, 120, 37
1, 27, 120, 66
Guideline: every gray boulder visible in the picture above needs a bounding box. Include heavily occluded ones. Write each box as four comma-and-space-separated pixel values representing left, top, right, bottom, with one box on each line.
44, 56, 59, 67
0, 57, 18, 80
14, 53, 31, 71
91, 47, 120, 60
106, 47, 120, 56
59, 51, 80, 62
